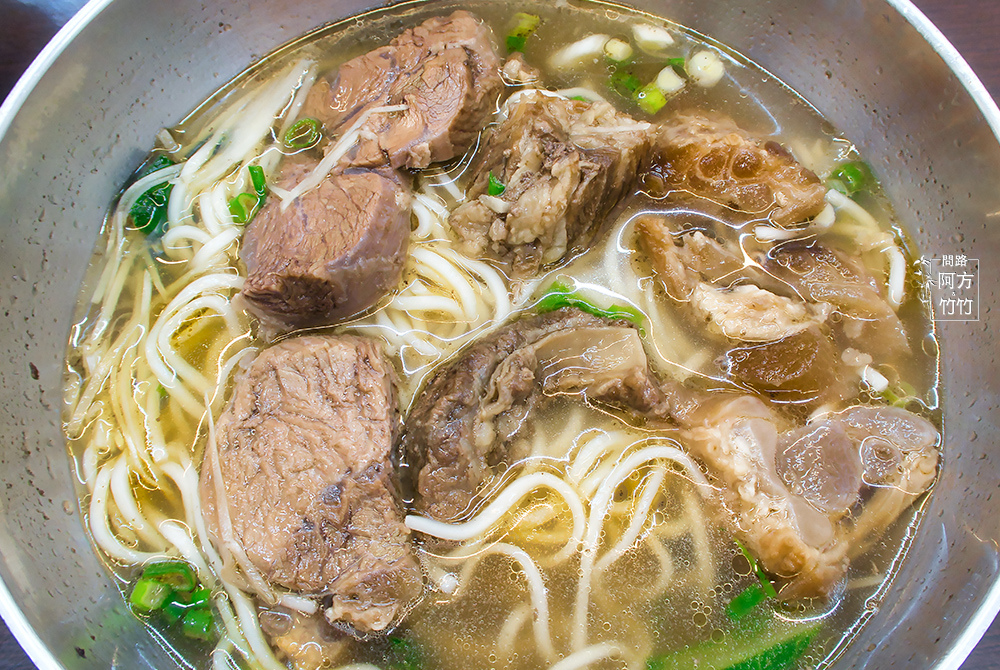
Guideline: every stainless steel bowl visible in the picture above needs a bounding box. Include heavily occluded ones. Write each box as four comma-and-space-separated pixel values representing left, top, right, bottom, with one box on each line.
1, 0, 998, 667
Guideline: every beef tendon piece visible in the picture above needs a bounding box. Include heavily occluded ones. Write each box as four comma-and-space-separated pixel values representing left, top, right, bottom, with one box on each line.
199, 335, 422, 633
240, 162, 411, 330
647, 112, 827, 226
450, 91, 652, 277
303, 11, 502, 169
722, 326, 848, 405
680, 396, 939, 599
402, 307, 679, 521
766, 240, 909, 357
636, 214, 831, 342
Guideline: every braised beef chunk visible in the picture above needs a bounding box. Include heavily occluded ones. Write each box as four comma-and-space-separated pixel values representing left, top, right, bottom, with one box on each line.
199, 335, 421, 633
240, 161, 410, 330
681, 396, 938, 599
765, 240, 909, 357
636, 215, 832, 343
646, 112, 827, 226
303, 11, 502, 169
449, 91, 652, 277
402, 307, 677, 521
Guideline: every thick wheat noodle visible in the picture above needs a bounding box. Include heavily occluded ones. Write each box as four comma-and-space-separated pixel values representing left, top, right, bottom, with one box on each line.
595, 467, 667, 571
441, 542, 557, 662
496, 603, 533, 658
406, 472, 585, 563
89, 461, 159, 564
109, 456, 167, 550
572, 443, 712, 650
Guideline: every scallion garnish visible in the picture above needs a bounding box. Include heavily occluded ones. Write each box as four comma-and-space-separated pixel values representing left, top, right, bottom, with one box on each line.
487, 171, 506, 196
635, 83, 668, 115
181, 607, 216, 641
506, 12, 540, 53
129, 577, 172, 612
537, 281, 644, 327
829, 160, 873, 196
284, 117, 322, 149
609, 69, 641, 97
248, 164, 267, 198
141, 559, 197, 591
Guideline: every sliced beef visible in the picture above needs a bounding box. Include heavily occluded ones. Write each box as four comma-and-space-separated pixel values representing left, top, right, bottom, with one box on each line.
240, 160, 410, 330
303, 11, 502, 169
199, 335, 422, 633
449, 91, 652, 277
645, 112, 827, 226
402, 307, 679, 521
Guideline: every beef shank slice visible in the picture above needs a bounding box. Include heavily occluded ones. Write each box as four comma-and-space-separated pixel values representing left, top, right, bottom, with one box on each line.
449, 91, 652, 277
240, 162, 410, 330
303, 10, 502, 169
200, 335, 421, 633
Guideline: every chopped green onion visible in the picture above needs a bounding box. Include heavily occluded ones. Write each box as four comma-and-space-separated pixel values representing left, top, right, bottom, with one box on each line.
635, 83, 668, 115
827, 177, 849, 196
726, 581, 769, 620
603, 37, 634, 64
609, 69, 641, 97
248, 165, 267, 198
129, 180, 173, 235
829, 160, 873, 196
229, 192, 262, 224
129, 578, 172, 612
506, 35, 526, 52
537, 281, 644, 327
141, 560, 197, 592
666, 56, 687, 74
646, 616, 820, 670
284, 117, 321, 149
388, 635, 423, 670
735, 540, 778, 598
570, 95, 590, 102
181, 608, 216, 642
506, 12, 540, 52
156, 384, 168, 400
487, 172, 506, 196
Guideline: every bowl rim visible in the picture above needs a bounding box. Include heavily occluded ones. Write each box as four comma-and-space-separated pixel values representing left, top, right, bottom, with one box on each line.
0, 0, 998, 668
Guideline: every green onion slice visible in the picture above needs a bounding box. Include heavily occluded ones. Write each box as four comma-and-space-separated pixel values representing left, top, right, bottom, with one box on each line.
284, 117, 322, 149
141, 560, 198, 592
181, 608, 216, 641
506, 12, 540, 52
829, 160, 873, 196
248, 165, 267, 198
129, 578, 172, 612
229, 192, 262, 224
537, 281, 644, 327
487, 171, 506, 196
635, 83, 668, 115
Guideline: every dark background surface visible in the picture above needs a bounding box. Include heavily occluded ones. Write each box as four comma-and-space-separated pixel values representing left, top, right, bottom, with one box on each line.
1, 0, 999, 667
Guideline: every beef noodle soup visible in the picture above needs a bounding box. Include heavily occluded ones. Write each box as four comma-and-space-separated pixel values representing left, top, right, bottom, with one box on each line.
62, 2, 942, 669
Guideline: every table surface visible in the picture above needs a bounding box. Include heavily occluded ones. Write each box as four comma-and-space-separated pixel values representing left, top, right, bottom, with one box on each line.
1, 0, 999, 668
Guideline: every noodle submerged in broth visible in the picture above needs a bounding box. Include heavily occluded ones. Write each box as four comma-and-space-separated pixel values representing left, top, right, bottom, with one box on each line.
62, 3, 942, 670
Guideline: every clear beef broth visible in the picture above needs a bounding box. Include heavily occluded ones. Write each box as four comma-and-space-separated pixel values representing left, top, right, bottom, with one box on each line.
62, 1, 941, 669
